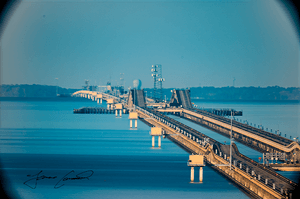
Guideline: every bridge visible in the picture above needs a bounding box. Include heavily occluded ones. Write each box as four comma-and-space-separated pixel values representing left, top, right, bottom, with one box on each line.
136, 106, 297, 199
72, 88, 299, 198
153, 89, 300, 164
155, 107, 300, 163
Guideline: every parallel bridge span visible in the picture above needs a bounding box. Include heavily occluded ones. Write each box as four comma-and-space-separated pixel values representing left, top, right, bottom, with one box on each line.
157, 107, 300, 163
135, 106, 297, 199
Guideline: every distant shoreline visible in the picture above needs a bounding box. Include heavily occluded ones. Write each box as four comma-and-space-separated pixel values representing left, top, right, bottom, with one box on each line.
191, 99, 300, 104
0, 97, 91, 102
0, 97, 299, 104
1, 84, 300, 101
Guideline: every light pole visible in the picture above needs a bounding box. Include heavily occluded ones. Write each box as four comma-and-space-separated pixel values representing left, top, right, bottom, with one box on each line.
55, 78, 58, 96
230, 110, 233, 170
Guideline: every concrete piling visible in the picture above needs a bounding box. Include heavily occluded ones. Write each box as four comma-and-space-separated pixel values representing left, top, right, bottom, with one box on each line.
191, 167, 194, 182
199, 167, 203, 182
152, 136, 155, 147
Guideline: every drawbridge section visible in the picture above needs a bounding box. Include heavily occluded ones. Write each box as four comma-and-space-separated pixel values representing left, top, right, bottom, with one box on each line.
169, 89, 193, 109
127, 89, 146, 108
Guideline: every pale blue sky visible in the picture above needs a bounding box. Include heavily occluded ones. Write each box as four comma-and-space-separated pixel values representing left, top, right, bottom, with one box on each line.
1, 0, 299, 89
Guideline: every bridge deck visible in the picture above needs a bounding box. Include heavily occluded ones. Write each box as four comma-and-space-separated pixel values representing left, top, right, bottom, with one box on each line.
135, 107, 297, 198
156, 107, 300, 159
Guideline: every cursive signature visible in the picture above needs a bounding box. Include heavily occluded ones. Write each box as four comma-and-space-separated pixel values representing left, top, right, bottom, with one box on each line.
54, 170, 94, 189
23, 170, 94, 189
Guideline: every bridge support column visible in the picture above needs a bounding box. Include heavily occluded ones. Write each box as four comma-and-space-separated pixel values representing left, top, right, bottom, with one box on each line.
190, 167, 194, 182
199, 167, 203, 182
188, 155, 205, 183
135, 119, 137, 128
107, 104, 110, 110
129, 112, 138, 130
120, 110, 122, 117
100, 98, 102, 104
150, 127, 162, 148
115, 110, 118, 117
152, 136, 155, 147
158, 136, 161, 147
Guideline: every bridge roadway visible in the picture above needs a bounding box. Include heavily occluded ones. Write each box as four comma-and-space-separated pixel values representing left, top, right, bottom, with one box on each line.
155, 107, 300, 162
72, 90, 124, 103
136, 106, 297, 199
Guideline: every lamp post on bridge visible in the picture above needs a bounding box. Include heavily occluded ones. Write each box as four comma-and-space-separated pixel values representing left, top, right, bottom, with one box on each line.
230, 110, 233, 170
55, 78, 58, 96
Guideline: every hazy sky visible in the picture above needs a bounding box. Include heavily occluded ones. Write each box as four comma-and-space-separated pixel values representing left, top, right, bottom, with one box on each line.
1, 0, 299, 89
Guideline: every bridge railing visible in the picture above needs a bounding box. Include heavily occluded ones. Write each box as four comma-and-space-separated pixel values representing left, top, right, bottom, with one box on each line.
137, 106, 296, 196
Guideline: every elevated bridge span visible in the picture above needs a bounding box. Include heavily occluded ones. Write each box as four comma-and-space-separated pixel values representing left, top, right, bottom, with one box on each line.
179, 108, 300, 162
135, 106, 297, 199
72, 90, 122, 103
155, 107, 300, 162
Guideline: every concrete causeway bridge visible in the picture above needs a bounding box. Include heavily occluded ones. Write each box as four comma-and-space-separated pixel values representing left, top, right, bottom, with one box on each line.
157, 107, 300, 163
72, 88, 299, 199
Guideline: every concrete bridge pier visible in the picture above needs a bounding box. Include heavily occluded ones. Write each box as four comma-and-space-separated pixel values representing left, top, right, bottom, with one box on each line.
152, 136, 155, 147
96, 98, 102, 104
129, 119, 137, 128
129, 112, 138, 129
158, 136, 161, 147
188, 155, 205, 183
199, 167, 203, 182
151, 136, 162, 147
190, 167, 194, 182
190, 167, 204, 182
150, 127, 162, 148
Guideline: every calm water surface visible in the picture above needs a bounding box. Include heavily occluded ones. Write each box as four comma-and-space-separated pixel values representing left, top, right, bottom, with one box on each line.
0, 99, 299, 198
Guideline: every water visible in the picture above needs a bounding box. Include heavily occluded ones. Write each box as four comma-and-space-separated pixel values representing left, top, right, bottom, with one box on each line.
193, 100, 300, 139
0, 99, 299, 198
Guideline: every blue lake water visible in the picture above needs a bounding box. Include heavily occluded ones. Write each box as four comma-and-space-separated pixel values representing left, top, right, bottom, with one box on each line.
0, 99, 299, 198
